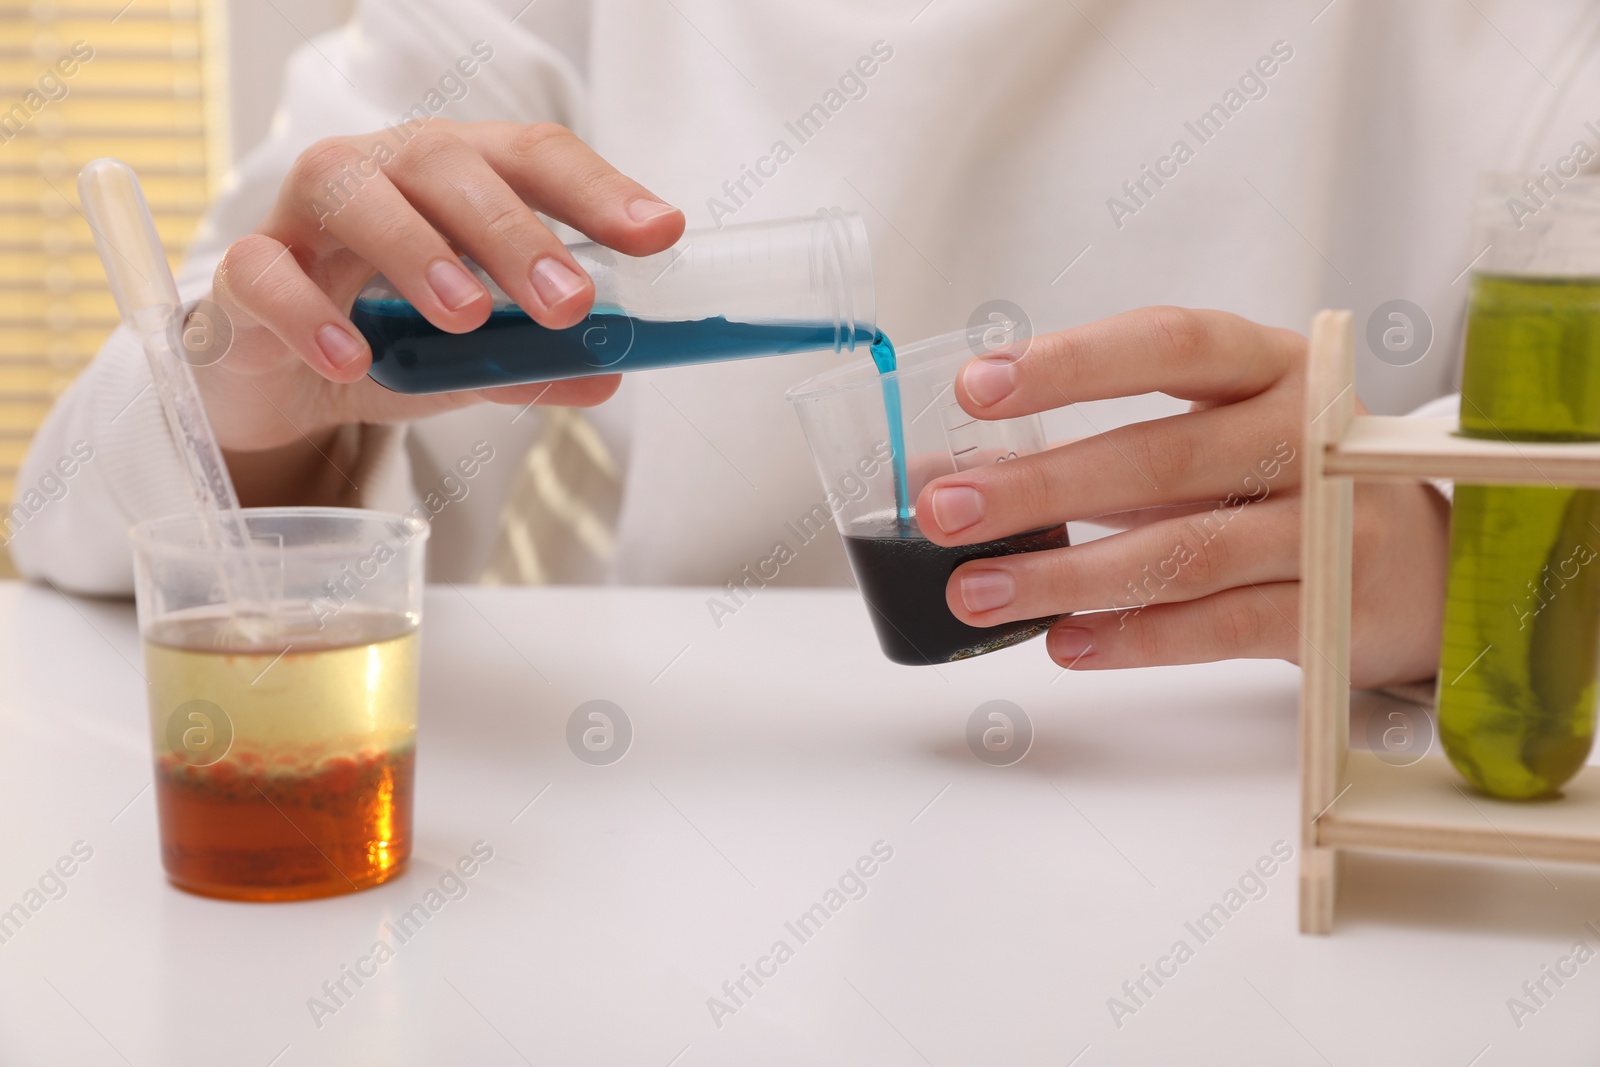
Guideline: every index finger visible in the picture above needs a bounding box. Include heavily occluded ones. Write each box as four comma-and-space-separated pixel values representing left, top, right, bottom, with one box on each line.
452, 122, 685, 257
955, 306, 1304, 419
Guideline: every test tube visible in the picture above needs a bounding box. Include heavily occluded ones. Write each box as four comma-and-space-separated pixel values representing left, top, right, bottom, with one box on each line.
353, 208, 875, 393
1438, 174, 1600, 799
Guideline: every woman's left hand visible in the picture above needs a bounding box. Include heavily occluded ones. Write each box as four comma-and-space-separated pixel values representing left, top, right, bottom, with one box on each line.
915, 306, 1451, 689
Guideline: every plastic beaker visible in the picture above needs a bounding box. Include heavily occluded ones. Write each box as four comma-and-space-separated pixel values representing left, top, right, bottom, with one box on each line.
788, 328, 1069, 665
353, 207, 875, 393
130, 507, 428, 900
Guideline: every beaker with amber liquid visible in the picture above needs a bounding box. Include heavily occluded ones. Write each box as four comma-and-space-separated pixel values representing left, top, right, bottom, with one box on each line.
132, 508, 428, 901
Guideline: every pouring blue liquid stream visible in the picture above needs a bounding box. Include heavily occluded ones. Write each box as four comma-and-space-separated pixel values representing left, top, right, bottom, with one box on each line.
867, 332, 912, 532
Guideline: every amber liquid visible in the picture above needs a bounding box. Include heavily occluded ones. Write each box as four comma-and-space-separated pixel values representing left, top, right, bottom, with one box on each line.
144, 609, 419, 901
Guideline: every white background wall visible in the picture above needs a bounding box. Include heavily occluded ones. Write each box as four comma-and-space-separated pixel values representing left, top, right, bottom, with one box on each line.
224, 0, 355, 162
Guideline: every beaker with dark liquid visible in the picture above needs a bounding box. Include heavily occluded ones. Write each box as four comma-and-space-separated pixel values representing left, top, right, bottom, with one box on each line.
131, 508, 428, 900
789, 327, 1069, 665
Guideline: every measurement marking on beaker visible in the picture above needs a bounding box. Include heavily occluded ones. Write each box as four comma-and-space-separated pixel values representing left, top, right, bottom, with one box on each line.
250, 644, 293, 686
946, 418, 978, 431
952, 446, 979, 458
1449, 643, 1493, 686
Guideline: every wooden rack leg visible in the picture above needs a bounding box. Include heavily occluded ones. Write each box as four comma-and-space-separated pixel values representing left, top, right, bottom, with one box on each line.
1300, 846, 1339, 935
1298, 310, 1356, 935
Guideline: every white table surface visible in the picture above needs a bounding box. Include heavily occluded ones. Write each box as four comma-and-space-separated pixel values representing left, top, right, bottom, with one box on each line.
0, 580, 1595, 1066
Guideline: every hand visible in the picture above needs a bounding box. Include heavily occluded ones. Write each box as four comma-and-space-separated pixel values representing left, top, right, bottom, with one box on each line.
915, 307, 1450, 689
198, 120, 685, 503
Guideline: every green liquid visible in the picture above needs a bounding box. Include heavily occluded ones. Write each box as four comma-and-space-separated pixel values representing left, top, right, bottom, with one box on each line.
1438, 274, 1600, 799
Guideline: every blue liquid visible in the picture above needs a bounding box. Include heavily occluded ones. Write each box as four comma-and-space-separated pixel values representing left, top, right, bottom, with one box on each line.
352, 297, 875, 395
869, 333, 912, 531
352, 294, 914, 534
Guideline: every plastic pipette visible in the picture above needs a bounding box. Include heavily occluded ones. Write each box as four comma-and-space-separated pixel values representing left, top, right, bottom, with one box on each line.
77, 157, 267, 615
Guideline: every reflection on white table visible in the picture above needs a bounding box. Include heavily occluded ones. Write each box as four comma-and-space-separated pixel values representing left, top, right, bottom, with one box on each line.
0, 582, 1594, 1065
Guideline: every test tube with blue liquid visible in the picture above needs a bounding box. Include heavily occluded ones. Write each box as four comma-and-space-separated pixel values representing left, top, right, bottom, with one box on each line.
353, 207, 879, 390
355, 206, 916, 525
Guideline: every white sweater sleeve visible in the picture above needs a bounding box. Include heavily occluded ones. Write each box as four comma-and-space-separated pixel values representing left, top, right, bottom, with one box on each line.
10, 0, 586, 594
8, 324, 189, 595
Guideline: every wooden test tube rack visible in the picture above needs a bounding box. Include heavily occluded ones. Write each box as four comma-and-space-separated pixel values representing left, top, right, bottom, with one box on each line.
1299, 310, 1600, 934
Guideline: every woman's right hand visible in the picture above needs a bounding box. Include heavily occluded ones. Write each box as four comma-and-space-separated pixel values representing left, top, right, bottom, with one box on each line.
197, 120, 684, 500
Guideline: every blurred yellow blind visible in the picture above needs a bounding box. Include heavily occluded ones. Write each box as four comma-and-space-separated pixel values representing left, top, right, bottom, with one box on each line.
0, 0, 226, 576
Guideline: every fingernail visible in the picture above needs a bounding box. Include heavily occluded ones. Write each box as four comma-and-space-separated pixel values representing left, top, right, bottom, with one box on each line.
427, 258, 485, 311
317, 323, 364, 368
530, 256, 586, 309
929, 486, 984, 534
1049, 627, 1095, 664
627, 197, 679, 223
959, 569, 1014, 613
962, 357, 1017, 407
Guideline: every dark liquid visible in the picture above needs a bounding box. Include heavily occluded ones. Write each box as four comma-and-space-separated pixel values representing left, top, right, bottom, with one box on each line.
353, 298, 874, 395
844, 521, 1071, 665
156, 745, 414, 901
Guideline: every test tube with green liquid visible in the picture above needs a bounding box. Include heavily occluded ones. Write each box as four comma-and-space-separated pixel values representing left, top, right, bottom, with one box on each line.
1438, 177, 1600, 798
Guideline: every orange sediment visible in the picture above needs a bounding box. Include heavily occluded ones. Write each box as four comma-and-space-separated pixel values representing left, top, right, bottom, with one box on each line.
155, 745, 414, 902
